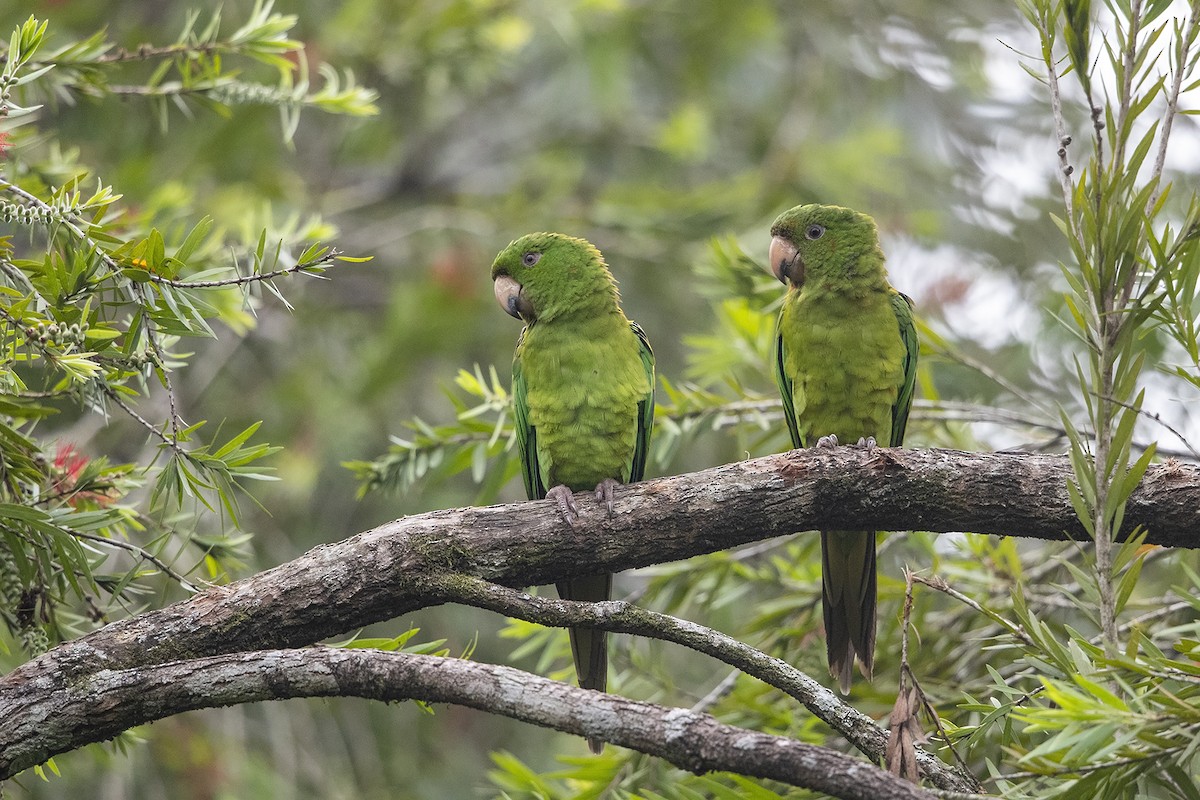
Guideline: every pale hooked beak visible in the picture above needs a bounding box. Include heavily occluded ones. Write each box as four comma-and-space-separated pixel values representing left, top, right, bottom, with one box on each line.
493, 274, 534, 320
769, 235, 802, 286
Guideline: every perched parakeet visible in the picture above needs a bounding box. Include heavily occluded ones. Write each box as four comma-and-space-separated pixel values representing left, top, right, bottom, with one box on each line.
767, 204, 918, 693
491, 232, 655, 752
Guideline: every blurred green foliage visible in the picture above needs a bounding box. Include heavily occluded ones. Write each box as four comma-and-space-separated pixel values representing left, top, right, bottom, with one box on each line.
3, 0, 1200, 798
0, 4, 375, 654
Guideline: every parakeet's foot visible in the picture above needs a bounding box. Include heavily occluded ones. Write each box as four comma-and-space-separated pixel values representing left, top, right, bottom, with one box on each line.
855, 436, 878, 449
546, 485, 580, 528
816, 434, 840, 449
594, 478, 620, 516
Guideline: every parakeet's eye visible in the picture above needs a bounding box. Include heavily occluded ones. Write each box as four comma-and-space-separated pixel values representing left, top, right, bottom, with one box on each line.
805, 224, 825, 240
522, 252, 542, 267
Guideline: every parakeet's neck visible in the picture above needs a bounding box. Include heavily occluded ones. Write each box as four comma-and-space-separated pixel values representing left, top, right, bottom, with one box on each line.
527, 304, 629, 337
797, 252, 891, 297
535, 279, 623, 325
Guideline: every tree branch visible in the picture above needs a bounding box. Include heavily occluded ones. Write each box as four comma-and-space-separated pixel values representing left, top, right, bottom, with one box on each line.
4, 446, 1196, 676
143, 256, 338, 288
0, 647, 951, 799
1, 446, 1195, 786
433, 577, 977, 792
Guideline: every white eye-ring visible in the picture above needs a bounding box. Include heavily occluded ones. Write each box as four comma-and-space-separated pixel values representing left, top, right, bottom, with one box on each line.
805, 224, 825, 240
522, 252, 541, 267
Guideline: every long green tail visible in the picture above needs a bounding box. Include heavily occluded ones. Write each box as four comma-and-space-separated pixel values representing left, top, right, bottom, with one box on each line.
557, 572, 612, 753
822, 530, 876, 694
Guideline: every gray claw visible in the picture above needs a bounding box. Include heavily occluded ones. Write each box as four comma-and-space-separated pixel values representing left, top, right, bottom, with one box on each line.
595, 478, 620, 517
546, 485, 580, 528
856, 435, 878, 450
816, 434, 840, 449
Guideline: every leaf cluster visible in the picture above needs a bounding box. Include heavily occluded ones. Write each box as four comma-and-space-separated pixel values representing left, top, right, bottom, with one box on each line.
0, 12, 372, 657
13, 2, 378, 141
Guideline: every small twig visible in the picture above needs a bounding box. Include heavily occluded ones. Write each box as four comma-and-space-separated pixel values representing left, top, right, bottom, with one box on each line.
900, 572, 916, 679
1117, 598, 1192, 634
1158, 668, 1200, 686
85, 83, 218, 99
0, 304, 25, 335
3, 389, 63, 399
0, 306, 99, 388
1039, 19, 1080, 238
99, 383, 185, 455
1022, 591, 1084, 610
918, 400, 1058, 431
991, 745, 1185, 783
1112, 0, 1146, 173
143, 252, 339, 289
910, 573, 1035, 648
900, 570, 976, 782
0, 257, 37, 296
725, 536, 790, 562
68, 528, 197, 593
1089, 390, 1200, 460
930, 343, 1056, 420
890, 574, 923, 782
1148, 6, 1200, 209
131, 291, 182, 443
0, 179, 124, 277
691, 669, 741, 714
91, 41, 226, 64
669, 397, 782, 425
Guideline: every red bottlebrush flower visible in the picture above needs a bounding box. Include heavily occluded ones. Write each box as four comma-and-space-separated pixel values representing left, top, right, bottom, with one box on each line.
53, 443, 88, 484
51, 443, 116, 508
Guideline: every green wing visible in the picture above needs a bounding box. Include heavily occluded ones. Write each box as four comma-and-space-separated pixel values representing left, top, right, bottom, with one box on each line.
889, 290, 919, 447
774, 317, 804, 449
511, 328, 547, 500
629, 321, 656, 483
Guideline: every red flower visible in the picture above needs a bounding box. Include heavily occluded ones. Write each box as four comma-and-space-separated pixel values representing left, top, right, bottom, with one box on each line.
52, 443, 116, 508
53, 443, 88, 483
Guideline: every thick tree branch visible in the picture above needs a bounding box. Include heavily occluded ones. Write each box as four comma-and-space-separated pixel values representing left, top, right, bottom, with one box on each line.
4, 446, 1196, 680
0, 647, 948, 799
9, 446, 1193, 674
0, 446, 1195, 786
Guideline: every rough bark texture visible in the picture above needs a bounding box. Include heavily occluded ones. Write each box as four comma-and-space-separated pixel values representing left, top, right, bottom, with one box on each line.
0, 446, 1195, 789
8, 447, 1192, 677
0, 648, 938, 799
439, 577, 975, 791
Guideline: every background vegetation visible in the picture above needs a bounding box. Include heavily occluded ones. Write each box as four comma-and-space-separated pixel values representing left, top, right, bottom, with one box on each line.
1, 0, 1199, 797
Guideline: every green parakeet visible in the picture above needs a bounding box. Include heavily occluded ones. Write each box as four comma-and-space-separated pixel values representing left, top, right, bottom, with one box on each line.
491, 232, 655, 752
767, 204, 918, 693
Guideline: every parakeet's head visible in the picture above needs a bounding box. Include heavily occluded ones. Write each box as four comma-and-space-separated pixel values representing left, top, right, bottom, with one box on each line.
491, 232, 620, 324
767, 204, 884, 288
